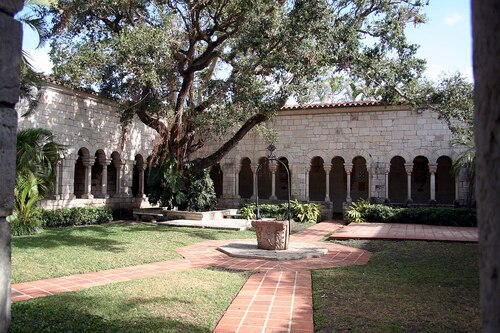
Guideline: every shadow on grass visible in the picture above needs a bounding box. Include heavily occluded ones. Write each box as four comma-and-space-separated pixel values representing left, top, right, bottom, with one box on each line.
11, 295, 210, 333
12, 227, 127, 253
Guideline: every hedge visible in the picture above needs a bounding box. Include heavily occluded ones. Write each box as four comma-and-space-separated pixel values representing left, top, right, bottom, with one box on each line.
346, 200, 476, 227
36, 206, 113, 228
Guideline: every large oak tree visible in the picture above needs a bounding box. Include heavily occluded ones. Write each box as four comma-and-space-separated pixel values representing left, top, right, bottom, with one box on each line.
38, 0, 429, 172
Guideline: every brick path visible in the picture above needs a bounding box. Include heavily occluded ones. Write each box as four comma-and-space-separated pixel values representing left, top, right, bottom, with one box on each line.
329, 222, 478, 242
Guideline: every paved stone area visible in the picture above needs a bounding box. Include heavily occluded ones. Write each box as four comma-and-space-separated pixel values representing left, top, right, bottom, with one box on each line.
330, 222, 479, 242
217, 241, 328, 261
157, 218, 252, 230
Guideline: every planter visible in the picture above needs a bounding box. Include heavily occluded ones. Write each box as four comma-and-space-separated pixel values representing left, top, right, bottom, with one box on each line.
251, 219, 290, 250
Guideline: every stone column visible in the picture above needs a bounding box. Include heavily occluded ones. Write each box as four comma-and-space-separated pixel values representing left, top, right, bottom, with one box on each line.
52, 160, 62, 199
60, 155, 77, 199
0, 1, 24, 329
114, 160, 124, 197
250, 163, 257, 200
82, 157, 94, 199
405, 163, 413, 203
455, 176, 460, 205
234, 165, 241, 199
137, 164, 146, 198
269, 161, 277, 200
304, 165, 310, 201
344, 164, 353, 203
97, 158, 111, 198
384, 168, 390, 202
324, 165, 331, 202
429, 164, 437, 203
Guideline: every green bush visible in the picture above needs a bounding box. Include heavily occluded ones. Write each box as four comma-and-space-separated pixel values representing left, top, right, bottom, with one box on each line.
37, 206, 113, 228
239, 200, 321, 223
345, 199, 476, 227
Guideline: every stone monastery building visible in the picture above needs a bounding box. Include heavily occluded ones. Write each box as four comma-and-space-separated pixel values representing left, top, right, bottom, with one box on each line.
18, 82, 468, 217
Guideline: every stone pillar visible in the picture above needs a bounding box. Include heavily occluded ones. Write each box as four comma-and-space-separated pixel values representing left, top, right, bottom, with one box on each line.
0, 1, 24, 329
304, 165, 310, 201
220, 162, 234, 199
384, 168, 390, 202
234, 165, 241, 199
455, 176, 460, 205
324, 165, 331, 202
82, 157, 94, 199
137, 164, 146, 198
269, 161, 277, 200
52, 160, 62, 199
114, 160, 124, 197
98, 158, 111, 198
429, 164, 437, 203
405, 163, 413, 203
61, 155, 77, 199
250, 163, 257, 200
344, 164, 353, 203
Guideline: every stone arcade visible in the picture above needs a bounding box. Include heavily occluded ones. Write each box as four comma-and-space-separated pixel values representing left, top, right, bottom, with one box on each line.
18, 82, 468, 217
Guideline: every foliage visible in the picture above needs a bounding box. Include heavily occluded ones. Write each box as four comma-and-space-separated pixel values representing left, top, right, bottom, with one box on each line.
36, 0, 430, 173
345, 200, 476, 227
451, 132, 475, 206
8, 174, 44, 236
239, 200, 321, 223
36, 206, 113, 228
146, 156, 216, 211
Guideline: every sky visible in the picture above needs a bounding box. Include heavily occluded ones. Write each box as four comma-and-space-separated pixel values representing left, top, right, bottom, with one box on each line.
20, 1, 473, 81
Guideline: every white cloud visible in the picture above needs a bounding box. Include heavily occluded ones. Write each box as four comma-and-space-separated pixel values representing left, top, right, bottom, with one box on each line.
25, 47, 53, 75
444, 13, 463, 27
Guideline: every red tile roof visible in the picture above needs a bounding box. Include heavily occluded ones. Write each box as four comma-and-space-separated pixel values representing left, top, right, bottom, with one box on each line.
281, 100, 384, 110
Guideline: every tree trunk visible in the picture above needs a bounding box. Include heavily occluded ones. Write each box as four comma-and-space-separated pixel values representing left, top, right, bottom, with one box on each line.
472, 1, 500, 331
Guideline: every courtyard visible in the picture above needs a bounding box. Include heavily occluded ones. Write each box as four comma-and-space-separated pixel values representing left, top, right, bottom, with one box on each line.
9, 221, 480, 332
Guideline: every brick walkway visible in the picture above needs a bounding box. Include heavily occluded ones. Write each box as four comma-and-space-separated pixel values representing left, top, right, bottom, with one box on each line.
329, 222, 478, 242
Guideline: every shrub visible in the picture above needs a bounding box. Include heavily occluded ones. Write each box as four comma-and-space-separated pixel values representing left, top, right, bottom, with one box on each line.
37, 206, 113, 228
239, 200, 321, 223
345, 199, 476, 227
290, 200, 321, 223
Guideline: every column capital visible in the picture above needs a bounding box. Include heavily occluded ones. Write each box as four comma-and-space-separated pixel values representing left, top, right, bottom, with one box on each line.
98, 157, 112, 166
114, 159, 124, 168
323, 165, 332, 173
344, 164, 353, 174
81, 157, 95, 167
404, 163, 414, 175
250, 163, 258, 173
428, 164, 438, 173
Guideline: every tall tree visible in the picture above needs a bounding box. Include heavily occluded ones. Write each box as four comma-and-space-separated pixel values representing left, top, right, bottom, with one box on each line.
38, 0, 429, 172
472, 0, 500, 330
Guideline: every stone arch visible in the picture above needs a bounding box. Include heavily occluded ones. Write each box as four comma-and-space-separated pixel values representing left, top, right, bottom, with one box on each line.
210, 163, 223, 199
276, 157, 290, 200
257, 157, 272, 199
309, 156, 325, 201
412, 155, 430, 204
239, 157, 253, 199
386, 149, 411, 164
436, 155, 455, 204
132, 154, 145, 197
74, 147, 90, 198
330, 156, 347, 212
388, 156, 407, 203
351, 156, 369, 201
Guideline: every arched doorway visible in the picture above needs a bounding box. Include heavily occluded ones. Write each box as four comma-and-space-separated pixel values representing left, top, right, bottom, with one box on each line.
309, 156, 325, 201
412, 156, 430, 204
132, 154, 144, 197
436, 156, 455, 204
107, 152, 121, 196
239, 158, 253, 199
257, 157, 272, 199
276, 157, 290, 200
74, 148, 89, 198
388, 156, 407, 203
351, 156, 369, 201
210, 163, 223, 198
330, 156, 347, 212
91, 150, 106, 197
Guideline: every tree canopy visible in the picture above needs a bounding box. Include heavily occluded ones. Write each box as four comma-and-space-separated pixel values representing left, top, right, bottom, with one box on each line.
35, 0, 431, 172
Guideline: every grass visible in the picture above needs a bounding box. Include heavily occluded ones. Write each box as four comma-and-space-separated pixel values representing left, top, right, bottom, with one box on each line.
312, 240, 480, 332
12, 222, 255, 283
10, 268, 251, 333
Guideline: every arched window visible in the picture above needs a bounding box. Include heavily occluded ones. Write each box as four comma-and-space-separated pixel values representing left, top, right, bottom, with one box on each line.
388, 156, 406, 203
276, 157, 290, 200
309, 156, 325, 201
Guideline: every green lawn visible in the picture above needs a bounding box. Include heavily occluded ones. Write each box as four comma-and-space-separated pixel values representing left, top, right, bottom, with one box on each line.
313, 240, 480, 332
11, 268, 251, 333
12, 222, 255, 283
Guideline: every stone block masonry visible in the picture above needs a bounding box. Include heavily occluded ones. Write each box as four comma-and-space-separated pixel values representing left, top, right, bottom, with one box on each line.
0, 0, 23, 330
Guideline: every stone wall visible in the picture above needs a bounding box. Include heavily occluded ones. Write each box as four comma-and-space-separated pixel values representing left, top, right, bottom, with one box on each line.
0, 0, 24, 330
